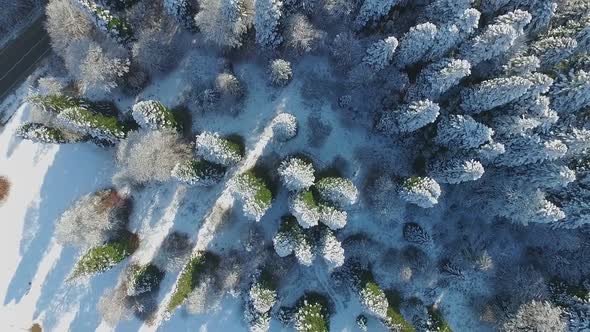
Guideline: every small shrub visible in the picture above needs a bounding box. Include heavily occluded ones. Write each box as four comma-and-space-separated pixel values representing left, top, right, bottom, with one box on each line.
72, 234, 137, 278
0, 176, 10, 202
272, 113, 298, 142
269, 59, 293, 86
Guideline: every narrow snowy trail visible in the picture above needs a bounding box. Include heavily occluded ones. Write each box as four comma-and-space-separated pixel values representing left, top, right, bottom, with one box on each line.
140, 120, 276, 331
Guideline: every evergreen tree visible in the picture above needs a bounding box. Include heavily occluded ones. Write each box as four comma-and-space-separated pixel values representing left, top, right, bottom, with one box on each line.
28, 94, 88, 113
57, 107, 126, 144
195, 0, 254, 48
435, 115, 493, 149
550, 70, 590, 113
558, 128, 590, 158
319, 228, 344, 269
496, 188, 565, 225
164, 0, 196, 30
318, 204, 347, 230
125, 264, 164, 296
315, 177, 359, 208
272, 113, 298, 141
377, 100, 440, 134
290, 190, 320, 228
171, 159, 226, 186
293, 295, 329, 331
16, 123, 68, 144
531, 37, 578, 70
461, 76, 533, 114
460, 10, 532, 65
354, 0, 400, 29
503, 55, 540, 75
254, 0, 283, 49
195, 131, 243, 167
132, 100, 178, 131
278, 157, 315, 192
408, 58, 471, 102
362, 36, 398, 71
422, 0, 473, 25
249, 281, 277, 314
399, 177, 441, 208
231, 171, 273, 221
424, 8, 480, 61
268, 59, 292, 86
395, 23, 438, 68
494, 135, 567, 167
509, 162, 576, 190
428, 158, 485, 184
76, 0, 133, 42
359, 275, 388, 319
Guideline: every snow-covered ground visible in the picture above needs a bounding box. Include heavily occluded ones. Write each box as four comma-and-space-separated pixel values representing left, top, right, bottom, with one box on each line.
0, 56, 477, 332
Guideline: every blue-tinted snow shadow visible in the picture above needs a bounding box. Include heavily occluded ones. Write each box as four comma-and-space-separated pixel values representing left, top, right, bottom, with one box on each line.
3, 143, 113, 305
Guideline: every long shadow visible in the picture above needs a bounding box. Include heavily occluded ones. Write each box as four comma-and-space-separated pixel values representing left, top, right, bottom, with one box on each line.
3, 143, 113, 305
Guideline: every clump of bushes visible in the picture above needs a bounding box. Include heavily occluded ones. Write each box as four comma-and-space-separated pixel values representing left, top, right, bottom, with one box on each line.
72, 233, 138, 278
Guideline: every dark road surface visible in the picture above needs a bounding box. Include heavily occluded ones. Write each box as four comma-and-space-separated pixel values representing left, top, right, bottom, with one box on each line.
0, 15, 51, 102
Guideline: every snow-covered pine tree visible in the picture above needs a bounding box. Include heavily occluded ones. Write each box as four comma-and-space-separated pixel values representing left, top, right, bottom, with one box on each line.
171, 159, 226, 186
293, 295, 329, 331
56, 106, 126, 144
249, 280, 277, 314
315, 177, 359, 208
475, 141, 506, 163
254, 0, 283, 49
531, 37, 578, 70
272, 216, 316, 266
195, 0, 254, 48
359, 275, 388, 319
271, 113, 298, 141
28, 94, 89, 114
164, 0, 196, 30
16, 123, 68, 144
132, 100, 178, 131
435, 115, 493, 149
354, 0, 399, 30
424, 8, 480, 62
557, 128, 590, 158
268, 59, 292, 86
399, 176, 441, 208
195, 131, 243, 166
509, 162, 576, 190
319, 228, 344, 269
428, 158, 484, 184
362, 36, 398, 71
503, 55, 540, 75
76, 0, 133, 42
278, 157, 315, 192
407, 58, 471, 102
460, 10, 532, 65
318, 204, 347, 230
461, 76, 533, 114
394, 23, 438, 68
377, 100, 440, 134
231, 171, 273, 221
494, 135, 567, 167
244, 304, 271, 332
497, 188, 565, 225
550, 70, 590, 113
422, 0, 473, 25
289, 190, 320, 228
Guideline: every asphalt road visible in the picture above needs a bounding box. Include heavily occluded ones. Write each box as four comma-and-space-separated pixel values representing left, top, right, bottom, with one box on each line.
0, 15, 51, 102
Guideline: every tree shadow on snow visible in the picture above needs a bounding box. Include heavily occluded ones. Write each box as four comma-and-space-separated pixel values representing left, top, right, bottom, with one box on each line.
3, 144, 113, 306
